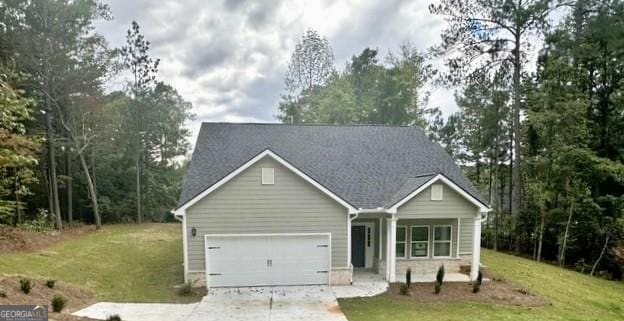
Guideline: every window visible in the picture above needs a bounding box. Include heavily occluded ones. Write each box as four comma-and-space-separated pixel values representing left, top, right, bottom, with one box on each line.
431, 184, 444, 200
410, 226, 429, 257
433, 225, 452, 257
261, 168, 274, 185
396, 226, 407, 258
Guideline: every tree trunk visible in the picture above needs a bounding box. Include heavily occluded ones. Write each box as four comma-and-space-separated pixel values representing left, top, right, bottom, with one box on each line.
511, 28, 522, 253
78, 151, 101, 229
42, 0, 62, 231
536, 211, 545, 262
136, 154, 142, 224
66, 151, 73, 224
559, 199, 574, 267
45, 109, 62, 230
590, 234, 610, 276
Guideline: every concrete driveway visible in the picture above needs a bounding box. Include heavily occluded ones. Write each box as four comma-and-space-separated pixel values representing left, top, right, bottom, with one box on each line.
74, 286, 348, 321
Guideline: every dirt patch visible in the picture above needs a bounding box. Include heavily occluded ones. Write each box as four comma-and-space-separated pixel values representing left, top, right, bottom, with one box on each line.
0, 276, 98, 320
0, 225, 95, 253
388, 279, 549, 306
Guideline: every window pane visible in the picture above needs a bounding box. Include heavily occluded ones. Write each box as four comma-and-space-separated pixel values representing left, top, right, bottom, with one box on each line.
434, 242, 451, 256
411, 242, 428, 257
411, 227, 428, 242
396, 243, 406, 257
434, 226, 451, 241
396, 227, 406, 242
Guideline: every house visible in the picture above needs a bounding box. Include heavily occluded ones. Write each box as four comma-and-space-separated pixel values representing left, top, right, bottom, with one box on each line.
173, 123, 490, 288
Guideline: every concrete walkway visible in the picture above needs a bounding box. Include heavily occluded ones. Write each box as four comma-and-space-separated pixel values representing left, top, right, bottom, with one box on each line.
73, 286, 347, 321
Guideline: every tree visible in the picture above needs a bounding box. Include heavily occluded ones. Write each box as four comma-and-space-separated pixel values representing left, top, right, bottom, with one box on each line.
120, 21, 160, 224
277, 45, 435, 126
0, 68, 40, 224
284, 29, 335, 93
0, 0, 112, 230
430, 0, 559, 251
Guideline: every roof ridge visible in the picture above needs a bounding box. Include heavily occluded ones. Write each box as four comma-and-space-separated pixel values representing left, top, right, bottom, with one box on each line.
201, 122, 422, 128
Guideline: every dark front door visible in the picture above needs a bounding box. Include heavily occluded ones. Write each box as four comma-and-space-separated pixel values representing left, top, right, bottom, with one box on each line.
351, 226, 366, 268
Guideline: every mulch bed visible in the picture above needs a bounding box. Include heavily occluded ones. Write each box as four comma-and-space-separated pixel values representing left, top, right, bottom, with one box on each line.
0, 277, 98, 321
388, 278, 550, 306
0, 225, 95, 253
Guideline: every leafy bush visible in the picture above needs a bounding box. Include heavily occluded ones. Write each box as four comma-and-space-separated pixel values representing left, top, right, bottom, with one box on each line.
399, 284, 409, 295
0, 288, 6, 298
19, 209, 53, 232
20, 279, 33, 294
51, 294, 66, 312
106, 315, 122, 321
406, 267, 411, 288
46, 279, 56, 288
434, 265, 445, 294
472, 270, 483, 293
177, 282, 192, 296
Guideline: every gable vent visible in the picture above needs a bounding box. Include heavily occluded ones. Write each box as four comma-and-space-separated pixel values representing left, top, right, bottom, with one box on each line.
431, 184, 443, 201
261, 168, 274, 185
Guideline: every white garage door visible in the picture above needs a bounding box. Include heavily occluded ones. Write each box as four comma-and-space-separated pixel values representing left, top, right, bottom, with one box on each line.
204, 233, 330, 287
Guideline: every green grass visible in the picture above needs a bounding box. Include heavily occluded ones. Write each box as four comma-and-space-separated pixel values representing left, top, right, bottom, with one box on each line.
339, 249, 624, 321
0, 223, 194, 303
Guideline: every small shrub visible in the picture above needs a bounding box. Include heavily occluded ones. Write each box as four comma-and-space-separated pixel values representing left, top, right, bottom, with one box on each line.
20, 279, 33, 294
106, 315, 122, 321
51, 294, 66, 312
434, 265, 445, 294
46, 279, 56, 288
0, 288, 6, 298
177, 282, 192, 296
472, 270, 483, 293
399, 284, 409, 295
406, 268, 412, 288
434, 282, 441, 294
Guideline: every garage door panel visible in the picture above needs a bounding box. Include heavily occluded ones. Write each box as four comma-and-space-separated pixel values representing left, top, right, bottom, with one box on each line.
205, 234, 330, 287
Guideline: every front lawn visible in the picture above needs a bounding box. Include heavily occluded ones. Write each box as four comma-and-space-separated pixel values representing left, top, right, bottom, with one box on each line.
339, 249, 624, 321
0, 223, 194, 303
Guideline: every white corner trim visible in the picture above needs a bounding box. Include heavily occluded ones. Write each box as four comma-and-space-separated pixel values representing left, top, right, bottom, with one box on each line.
174, 149, 358, 215
389, 174, 491, 213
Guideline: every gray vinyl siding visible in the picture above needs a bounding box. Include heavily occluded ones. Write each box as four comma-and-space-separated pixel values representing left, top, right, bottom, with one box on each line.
398, 183, 479, 219
459, 217, 474, 254
185, 156, 348, 271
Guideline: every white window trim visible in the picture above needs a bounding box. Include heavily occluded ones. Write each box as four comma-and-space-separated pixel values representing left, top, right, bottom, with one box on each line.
433, 225, 453, 258
409, 225, 430, 258
261, 167, 274, 185
395, 225, 408, 259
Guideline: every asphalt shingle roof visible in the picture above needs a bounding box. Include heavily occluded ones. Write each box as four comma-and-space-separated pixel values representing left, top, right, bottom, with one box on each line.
177, 123, 488, 210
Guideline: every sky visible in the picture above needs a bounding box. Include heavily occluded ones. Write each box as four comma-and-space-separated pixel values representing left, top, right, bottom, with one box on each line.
94, 0, 455, 143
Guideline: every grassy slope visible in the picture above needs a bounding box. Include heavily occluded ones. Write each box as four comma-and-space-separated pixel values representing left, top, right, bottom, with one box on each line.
339, 250, 624, 321
0, 224, 194, 303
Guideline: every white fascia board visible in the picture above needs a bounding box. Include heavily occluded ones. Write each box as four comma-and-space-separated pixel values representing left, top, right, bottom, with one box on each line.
173, 149, 358, 215
388, 174, 491, 213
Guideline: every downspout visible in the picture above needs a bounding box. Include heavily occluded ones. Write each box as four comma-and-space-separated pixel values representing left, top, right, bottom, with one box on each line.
347, 211, 359, 284
172, 209, 188, 283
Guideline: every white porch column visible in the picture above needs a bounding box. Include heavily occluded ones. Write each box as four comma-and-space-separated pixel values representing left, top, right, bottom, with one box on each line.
470, 214, 483, 280
385, 215, 397, 282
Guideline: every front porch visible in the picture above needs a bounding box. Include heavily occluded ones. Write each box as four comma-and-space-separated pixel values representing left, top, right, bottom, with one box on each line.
350, 213, 482, 283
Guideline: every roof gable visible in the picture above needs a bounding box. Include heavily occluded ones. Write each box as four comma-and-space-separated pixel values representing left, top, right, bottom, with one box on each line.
177, 123, 489, 211
174, 149, 358, 214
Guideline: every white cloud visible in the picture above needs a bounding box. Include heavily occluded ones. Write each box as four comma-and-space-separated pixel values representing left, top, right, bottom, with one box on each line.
96, 0, 455, 144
